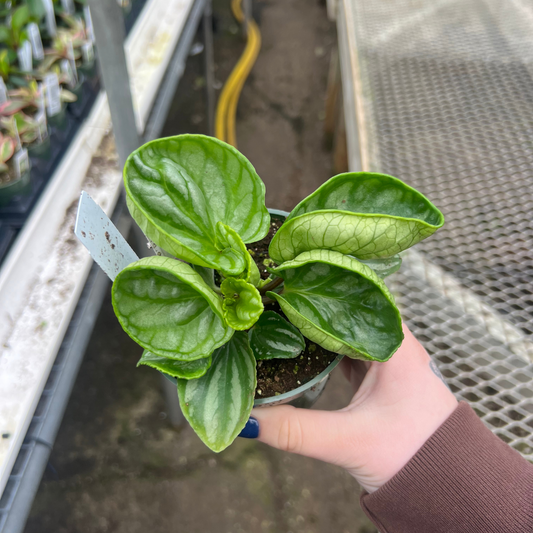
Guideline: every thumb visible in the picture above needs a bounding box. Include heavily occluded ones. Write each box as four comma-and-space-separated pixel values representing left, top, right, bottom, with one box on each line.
246, 405, 352, 467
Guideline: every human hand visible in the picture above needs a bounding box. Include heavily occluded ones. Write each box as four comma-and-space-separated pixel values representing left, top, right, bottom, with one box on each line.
243, 324, 458, 493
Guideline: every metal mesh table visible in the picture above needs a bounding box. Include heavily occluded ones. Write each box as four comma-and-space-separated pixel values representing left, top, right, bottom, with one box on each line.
339, 0, 533, 459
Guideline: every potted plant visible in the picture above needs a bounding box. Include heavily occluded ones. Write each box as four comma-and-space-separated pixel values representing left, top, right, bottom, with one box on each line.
1, 110, 50, 157
110, 134, 444, 452
7, 77, 76, 112
0, 130, 31, 205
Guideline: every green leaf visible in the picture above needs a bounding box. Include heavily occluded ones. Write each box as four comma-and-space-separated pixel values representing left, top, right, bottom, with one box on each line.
178, 332, 256, 452
359, 254, 402, 278
28, 0, 47, 21
220, 277, 263, 330
12, 5, 30, 33
216, 222, 260, 286
138, 350, 212, 379
112, 256, 233, 360
124, 134, 270, 276
267, 250, 403, 361
249, 311, 305, 360
0, 135, 14, 163
269, 172, 444, 262
190, 264, 218, 292
0, 25, 10, 43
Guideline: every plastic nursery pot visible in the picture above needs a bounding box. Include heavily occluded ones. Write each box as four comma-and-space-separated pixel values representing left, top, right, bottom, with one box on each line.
254, 354, 344, 409
28, 135, 52, 160
48, 106, 68, 131
78, 59, 96, 80
0, 167, 32, 207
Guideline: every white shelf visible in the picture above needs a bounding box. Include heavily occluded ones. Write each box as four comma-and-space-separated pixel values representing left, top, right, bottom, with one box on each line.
0, 0, 196, 496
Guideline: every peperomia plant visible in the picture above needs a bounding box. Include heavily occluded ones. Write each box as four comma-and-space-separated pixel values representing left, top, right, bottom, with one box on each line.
112, 134, 444, 452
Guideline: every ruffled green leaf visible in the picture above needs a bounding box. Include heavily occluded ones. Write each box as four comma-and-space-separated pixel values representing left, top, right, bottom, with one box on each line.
249, 311, 305, 360
269, 172, 444, 262
112, 256, 233, 360
138, 350, 211, 379
178, 332, 256, 452
267, 250, 403, 361
124, 134, 270, 276
220, 278, 263, 330
360, 254, 402, 278
216, 222, 260, 286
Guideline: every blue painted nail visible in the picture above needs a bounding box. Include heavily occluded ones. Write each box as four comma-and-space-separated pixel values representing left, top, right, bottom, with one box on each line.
238, 417, 259, 439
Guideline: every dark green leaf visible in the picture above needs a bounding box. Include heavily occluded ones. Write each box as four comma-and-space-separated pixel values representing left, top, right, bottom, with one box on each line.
178, 332, 256, 452
112, 256, 233, 360
190, 264, 218, 292
220, 277, 263, 330
138, 350, 211, 379
269, 172, 444, 262
124, 135, 270, 276
268, 250, 403, 361
249, 311, 305, 360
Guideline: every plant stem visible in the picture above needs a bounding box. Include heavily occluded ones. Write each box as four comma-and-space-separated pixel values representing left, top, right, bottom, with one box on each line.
259, 276, 283, 294
261, 296, 275, 305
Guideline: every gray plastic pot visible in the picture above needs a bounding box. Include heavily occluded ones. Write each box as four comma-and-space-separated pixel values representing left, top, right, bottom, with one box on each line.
254, 354, 343, 409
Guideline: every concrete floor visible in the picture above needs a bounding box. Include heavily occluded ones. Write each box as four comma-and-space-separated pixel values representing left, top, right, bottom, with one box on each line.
25, 1, 377, 531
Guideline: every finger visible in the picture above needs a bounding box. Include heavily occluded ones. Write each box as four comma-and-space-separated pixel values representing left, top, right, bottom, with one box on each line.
250, 405, 355, 467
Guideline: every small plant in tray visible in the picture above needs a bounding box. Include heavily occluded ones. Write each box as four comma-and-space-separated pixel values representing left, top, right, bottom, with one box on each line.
112, 134, 444, 451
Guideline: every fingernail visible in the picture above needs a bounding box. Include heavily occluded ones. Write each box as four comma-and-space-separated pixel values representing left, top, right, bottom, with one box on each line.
238, 417, 259, 439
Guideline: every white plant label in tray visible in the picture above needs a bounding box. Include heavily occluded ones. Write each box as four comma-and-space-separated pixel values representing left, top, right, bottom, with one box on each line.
84, 6, 95, 44
82, 41, 94, 65
17, 40, 32, 72
27, 23, 44, 61
0, 79, 7, 105
13, 148, 30, 179
35, 110, 49, 142
42, 0, 57, 37
61, 58, 77, 89
43, 73, 62, 117
61, 0, 75, 15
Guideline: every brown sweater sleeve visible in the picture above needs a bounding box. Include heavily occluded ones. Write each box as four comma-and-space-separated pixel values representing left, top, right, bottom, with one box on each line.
360, 402, 533, 533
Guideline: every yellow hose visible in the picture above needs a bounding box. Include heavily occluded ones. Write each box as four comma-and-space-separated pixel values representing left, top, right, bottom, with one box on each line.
214, 0, 261, 147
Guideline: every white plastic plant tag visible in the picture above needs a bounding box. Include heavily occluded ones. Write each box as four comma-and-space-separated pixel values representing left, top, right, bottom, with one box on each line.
27, 23, 44, 61
60, 59, 75, 88
42, 0, 57, 37
43, 73, 61, 117
67, 40, 78, 84
0, 79, 7, 105
81, 41, 94, 65
84, 6, 95, 43
17, 40, 32, 72
37, 82, 45, 112
60, 0, 75, 15
35, 110, 48, 142
13, 148, 30, 179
